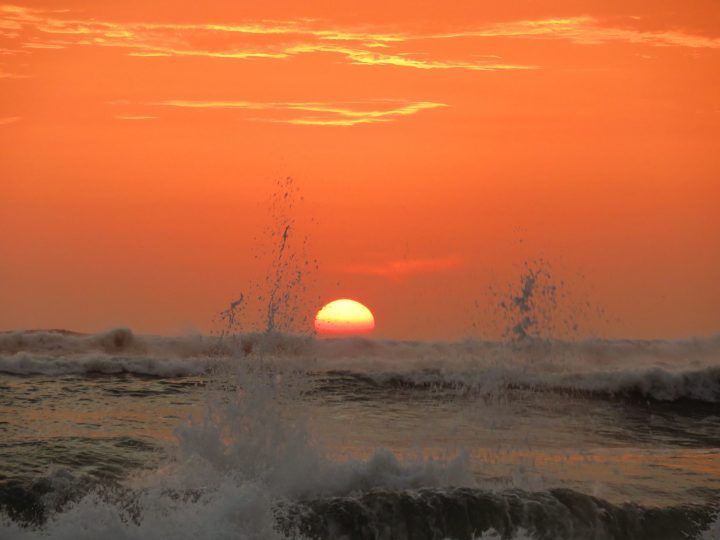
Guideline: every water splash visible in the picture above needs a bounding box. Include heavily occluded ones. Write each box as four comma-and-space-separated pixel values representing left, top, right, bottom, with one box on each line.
502, 263, 557, 341
264, 176, 306, 334
483, 259, 602, 343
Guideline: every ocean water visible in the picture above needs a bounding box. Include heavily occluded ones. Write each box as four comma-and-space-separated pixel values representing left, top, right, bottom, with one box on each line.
1, 328, 719, 539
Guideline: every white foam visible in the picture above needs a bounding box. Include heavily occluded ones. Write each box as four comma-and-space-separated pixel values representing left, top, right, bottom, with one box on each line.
699, 512, 720, 540
3, 329, 719, 403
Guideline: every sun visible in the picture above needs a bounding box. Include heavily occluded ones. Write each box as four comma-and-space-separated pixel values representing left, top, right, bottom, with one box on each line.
314, 298, 375, 337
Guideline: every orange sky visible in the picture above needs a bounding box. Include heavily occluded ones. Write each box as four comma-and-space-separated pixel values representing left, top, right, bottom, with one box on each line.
1, 1, 718, 340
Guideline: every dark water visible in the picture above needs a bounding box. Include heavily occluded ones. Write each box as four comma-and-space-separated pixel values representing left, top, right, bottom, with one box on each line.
1, 329, 719, 539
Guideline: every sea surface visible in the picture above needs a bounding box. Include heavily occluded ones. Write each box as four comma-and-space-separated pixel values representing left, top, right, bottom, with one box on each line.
1, 328, 719, 539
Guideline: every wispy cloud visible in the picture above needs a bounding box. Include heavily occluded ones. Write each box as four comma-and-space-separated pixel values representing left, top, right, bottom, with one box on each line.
127, 47, 286, 60
340, 256, 463, 278
1, 5, 717, 78
429, 16, 720, 49
116, 115, 156, 120
22, 42, 65, 49
148, 99, 447, 126
0, 115, 21, 125
0, 5, 533, 71
284, 44, 534, 70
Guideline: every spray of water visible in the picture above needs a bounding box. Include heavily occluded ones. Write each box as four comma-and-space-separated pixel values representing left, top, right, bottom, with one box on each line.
501, 262, 557, 342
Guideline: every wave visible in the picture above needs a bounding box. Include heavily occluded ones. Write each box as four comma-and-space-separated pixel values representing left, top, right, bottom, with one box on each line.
323, 365, 720, 404
282, 487, 718, 540
1, 329, 719, 403
0, 328, 218, 357
3, 329, 719, 363
3, 475, 717, 540
0, 448, 473, 539
0, 328, 218, 377
2, 355, 718, 404
2, 330, 719, 539
0, 352, 208, 377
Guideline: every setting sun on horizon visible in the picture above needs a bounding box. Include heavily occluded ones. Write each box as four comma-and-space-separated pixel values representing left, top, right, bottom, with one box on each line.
314, 298, 375, 337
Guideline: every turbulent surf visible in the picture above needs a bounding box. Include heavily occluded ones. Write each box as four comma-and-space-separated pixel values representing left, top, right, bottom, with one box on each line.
1, 328, 719, 539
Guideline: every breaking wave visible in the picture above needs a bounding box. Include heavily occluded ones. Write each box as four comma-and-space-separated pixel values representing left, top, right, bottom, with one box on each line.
0, 352, 208, 377
282, 487, 718, 540
2, 477, 718, 540
4, 329, 718, 362
2, 329, 718, 403
324, 365, 720, 404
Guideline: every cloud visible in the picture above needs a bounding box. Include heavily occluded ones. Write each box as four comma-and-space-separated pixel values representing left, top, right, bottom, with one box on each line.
0, 5, 533, 71
428, 16, 720, 49
0, 115, 21, 125
147, 99, 447, 126
127, 47, 287, 60
1, 5, 717, 80
340, 256, 463, 278
284, 44, 534, 70
22, 42, 65, 49
116, 115, 156, 120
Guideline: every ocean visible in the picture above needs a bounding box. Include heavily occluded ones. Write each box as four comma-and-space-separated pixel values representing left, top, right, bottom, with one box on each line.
0, 328, 718, 539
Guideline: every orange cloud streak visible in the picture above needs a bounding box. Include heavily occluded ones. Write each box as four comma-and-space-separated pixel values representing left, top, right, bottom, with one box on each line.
146, 100, 448, 126
429, 17, 720, 49
340, 256, 463, 278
